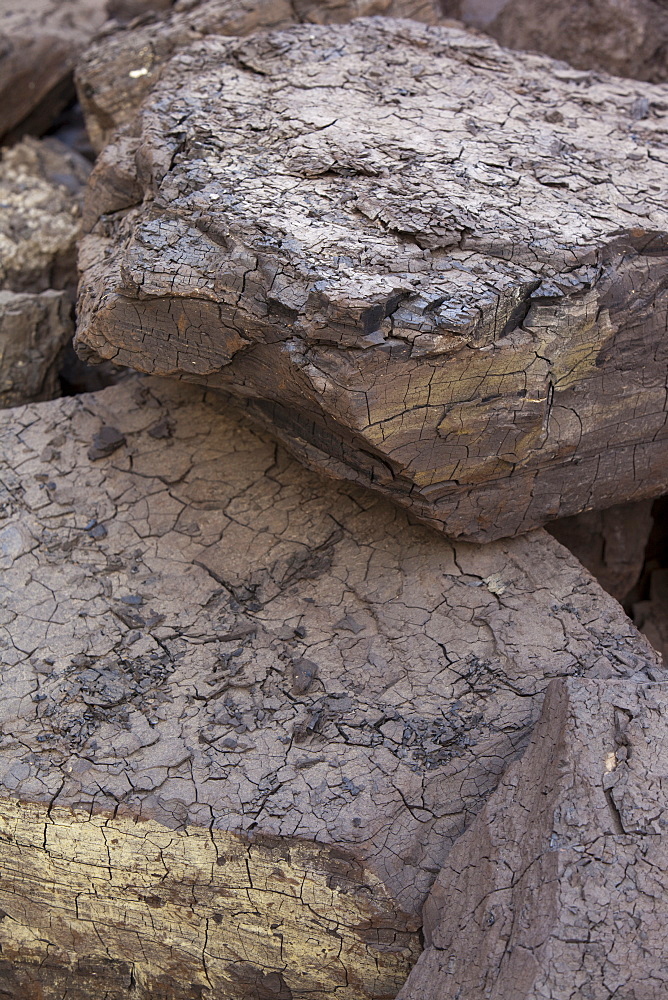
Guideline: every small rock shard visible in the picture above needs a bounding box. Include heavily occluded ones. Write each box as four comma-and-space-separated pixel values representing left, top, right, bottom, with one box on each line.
87, 424, 127, 459
290, 656, 318, 694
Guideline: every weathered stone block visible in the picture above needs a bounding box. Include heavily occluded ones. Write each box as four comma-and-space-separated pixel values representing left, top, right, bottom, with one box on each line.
76, 0, 448, 151
0, 377, 659, 997
77, 18, 668, 540
441, 0, 668, 83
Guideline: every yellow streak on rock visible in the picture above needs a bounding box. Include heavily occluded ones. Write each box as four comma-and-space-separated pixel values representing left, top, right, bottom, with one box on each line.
0, 798, 420, 998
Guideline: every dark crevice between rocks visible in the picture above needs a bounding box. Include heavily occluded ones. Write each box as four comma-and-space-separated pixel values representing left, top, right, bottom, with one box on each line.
626, 496, 668, 663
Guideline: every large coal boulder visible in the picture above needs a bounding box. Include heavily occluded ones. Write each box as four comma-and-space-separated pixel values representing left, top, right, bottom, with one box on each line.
77, 18, 668, 541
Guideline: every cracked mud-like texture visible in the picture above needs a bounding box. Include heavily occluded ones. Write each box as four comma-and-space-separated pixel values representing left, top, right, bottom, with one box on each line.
77, 17, 668, 543
0, 377, 661, 998
441, 0, 668, 84
399, 675, 668, 999
76, 0, 447, 151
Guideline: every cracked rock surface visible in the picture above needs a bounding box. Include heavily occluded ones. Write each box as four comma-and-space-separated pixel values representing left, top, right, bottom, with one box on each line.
398, 675, 668, 1000
77, 17, 668, 542
76, 0, 448, 151
0, 137, 90, 408
441, 0, 668, 84
0, 377, 661, 998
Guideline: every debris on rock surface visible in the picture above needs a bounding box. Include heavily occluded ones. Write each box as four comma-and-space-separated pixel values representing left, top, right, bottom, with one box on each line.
0, 377, 660, 997
398, 675, 668, 999
76, 17, 668, 541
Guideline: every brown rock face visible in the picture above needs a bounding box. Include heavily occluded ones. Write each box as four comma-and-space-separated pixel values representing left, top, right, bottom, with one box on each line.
440, 0, 668, 83
547, 500, 655, 603
398, 675, 668, 999
0, 377, 660, 998
0, 137, 91, 407
77, 18, 668, 542
0, 0, 181, 141
0, 290, 73, 407
76, 0, 448, 152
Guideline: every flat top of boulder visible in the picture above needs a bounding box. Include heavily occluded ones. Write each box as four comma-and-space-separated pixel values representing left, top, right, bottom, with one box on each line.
79, 17, 668, 351
76, 0, 448, 149
0, 377, 660, 918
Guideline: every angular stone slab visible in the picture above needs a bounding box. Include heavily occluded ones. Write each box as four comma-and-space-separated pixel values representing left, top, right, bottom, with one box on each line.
76, 18, 668, 542
76, 0, 447, 152
442, 0, 668, 83
0, 377, 660, 998
398, 675, 668, 999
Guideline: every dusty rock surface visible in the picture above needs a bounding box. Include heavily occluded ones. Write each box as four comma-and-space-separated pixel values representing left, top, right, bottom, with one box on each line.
77, 17, 668, 542
0, 377, 660, 998
440, 0, 668, 83
398, 675, 668, 999
76, 0, 448, 151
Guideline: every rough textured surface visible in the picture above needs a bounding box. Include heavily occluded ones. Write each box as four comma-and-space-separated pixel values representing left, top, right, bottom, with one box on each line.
76, 0, 447, 152
0, 290, 72, 408
0, 137, 90, 295
0, 0, 180, 141
440, 0, 668, 83
0, 377, 660, 998
0, 137, 90, 408
547, 500, 655, 603
77, 17, 668, 542
398, 675, 668, 999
